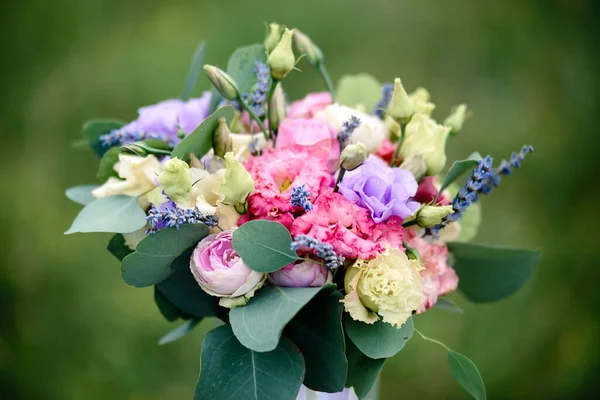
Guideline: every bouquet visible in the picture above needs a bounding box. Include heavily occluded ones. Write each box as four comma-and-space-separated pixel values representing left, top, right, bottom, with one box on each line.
65, 24, 541, 400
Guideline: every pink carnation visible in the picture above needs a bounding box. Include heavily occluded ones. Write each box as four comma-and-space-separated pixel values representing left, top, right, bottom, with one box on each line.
288, 92, 332, 119
245, 146, 332, 229
404, 228, 458, 312
291, 189, 405, 260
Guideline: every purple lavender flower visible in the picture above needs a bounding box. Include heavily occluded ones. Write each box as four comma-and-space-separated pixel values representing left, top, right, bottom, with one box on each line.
337, 155, 420, 223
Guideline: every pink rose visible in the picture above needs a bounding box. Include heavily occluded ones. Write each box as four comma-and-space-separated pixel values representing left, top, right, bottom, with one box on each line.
276, 118, 340, 172
268, 261, 331, 287
190, 229, 265, 308
288, 92, 332, 119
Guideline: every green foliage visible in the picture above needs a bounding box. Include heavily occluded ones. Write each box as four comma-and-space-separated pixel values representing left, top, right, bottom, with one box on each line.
447, 350, 487, 400
345, 315, 414, 359
195, 325, 305, 400
181, 42, 206, 101
170, 106, 234, 163
345, 337, 385, 399
82, 119, 125, 157
336, 74, 382, 111
227, 44, 267, 94
106, 234, 133, 261
64, 195, 147, 234
232, 220, 301, 273
65, 185, 98, 205
438, 152, 482, 196
154, 287, 187, 322
448, 242, 541, 302
121, 224, 209, 287
285, 290, 347, 392
158, 318, 201, 345
96, 146, 121, 181
433, 298, 464, 314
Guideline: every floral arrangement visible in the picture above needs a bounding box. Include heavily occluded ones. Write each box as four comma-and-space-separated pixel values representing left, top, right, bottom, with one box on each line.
66, 24, 541, 400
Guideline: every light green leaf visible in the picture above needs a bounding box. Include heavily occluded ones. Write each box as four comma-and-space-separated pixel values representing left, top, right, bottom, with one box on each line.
286, 290, 347, 393
65, 185, 98, 205
181, 42, 207, 101
345, 337, 385, 399
344, 315, 414, 359
107, 234, 133, 261
447, 350, 487, 400
438, 152, 482, 196
227, 44, 267, 94
170, 106, 234, 163
336, 74, 382, 111
158, 318, 202, 345
448, 242, 541, 302
65, 195, 146, 234
232, 220, 301, 273
82, 119, 125, 157
433, 298, 463, 314
195, 325, 305, 400
121, 224, 209, 287
230, 285, 334, 352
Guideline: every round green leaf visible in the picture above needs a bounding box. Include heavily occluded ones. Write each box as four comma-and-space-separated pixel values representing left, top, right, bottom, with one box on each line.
82, 119, 125, 157
65, 185, 99, 205
227, 44, 267, 94
447, 350, 487, 400
336, 74, 382, 111
232, 220, 301, 273
107, 234, 133, 261
154, 287, 187, 322
64, 195, 147, 234
344, 314, 414, 359
195, 325, 305, 400
345, 337, 385, 399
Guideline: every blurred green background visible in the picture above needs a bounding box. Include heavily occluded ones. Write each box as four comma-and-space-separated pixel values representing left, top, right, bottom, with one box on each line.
1, 0, 598, 399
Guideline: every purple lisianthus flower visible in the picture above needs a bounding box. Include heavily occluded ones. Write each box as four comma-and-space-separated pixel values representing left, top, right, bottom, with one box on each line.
338, 155, 420, 223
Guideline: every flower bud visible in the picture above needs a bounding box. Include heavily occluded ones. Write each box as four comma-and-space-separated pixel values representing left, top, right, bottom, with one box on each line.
409, 87, 436, 116
444, 104, 469, 134
221, 152, 255, 206
268, 83, 286, 131
416, 205, 454, 228
268, 261, 331, 288
267, 28, 295, 80
265, 23, 282, 54
203, 65, 240, 101
387, 78, 415, 121
399, 153, 427, 181
213, 117, 233, 157
340, 142, 367, 171
400, 113, 452, 175
229, 111, 245, 133
157, 157, 192, 204
293, 29, 323, 66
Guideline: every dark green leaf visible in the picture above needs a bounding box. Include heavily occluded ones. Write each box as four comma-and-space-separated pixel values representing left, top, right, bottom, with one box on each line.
232, 220, 301, 273
195, 325, 305, 400
96, 146, 121, 181
154, 287, 187, 322
433, 298, 463, 314
170, 106, 234, 163
227, 44, 267, 94
230, 285, 334, 352
448, 242, 541, 302
345, 337, 385, 399
65, 195, 147, 234
65, 185, 98, 205
336, 74, 382, 111
447, 350, 487, 400
286, 290, 347, 393
83, 119, 125, 157
158, 318, 202, 345
121, 224, 209, 287
438, 152, 482, 196
107, 234, 133, 261
181, 42, 207, 101
345, 314, 414, 359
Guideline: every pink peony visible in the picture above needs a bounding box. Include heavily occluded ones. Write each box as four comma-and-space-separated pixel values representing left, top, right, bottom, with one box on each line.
403, 228, 458, 312
244, 145, 332, 228
413, 176, 451, 206
276, 118, 340, 172
291, 189, 405, 260
288, 92, 332, 119
268, 261, 331, 287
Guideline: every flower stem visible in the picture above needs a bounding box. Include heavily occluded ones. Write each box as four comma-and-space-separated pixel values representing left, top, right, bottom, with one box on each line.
318, 63, 336, 99
414, 328, 451, 351
236, 95, 269, 140
333, 168, 346, 193
266, 79, 279, 138
390, 120, 406, 167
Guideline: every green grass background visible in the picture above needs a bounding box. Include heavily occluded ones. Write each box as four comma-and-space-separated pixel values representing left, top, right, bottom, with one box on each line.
1, 0, 599, 399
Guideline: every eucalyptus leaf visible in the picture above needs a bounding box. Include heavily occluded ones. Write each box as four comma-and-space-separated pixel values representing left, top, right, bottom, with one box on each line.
438, 152, 482, 196
107, 234, 133, 261
65, 185, 98, 205
121, 224, 209, 287
83, 119, 125, 157
227, 44, 267, 94
230, 285, 334, 352
195, 325, 305, 400
158, 318, 202, 345
344, 314, 414, 359
433, 298, 464, 314
170, 106, 234, 163
65, 195, 146, 235
154, 287, 187, 322
96, 146, 121, 181
232, 220, 301, 273
181, 42, 207, 101
448, 242, 541, 302
345, 337, 385, 399
286, 290, 347, 392
447, 350, 487, 400
336, 74, 382, 111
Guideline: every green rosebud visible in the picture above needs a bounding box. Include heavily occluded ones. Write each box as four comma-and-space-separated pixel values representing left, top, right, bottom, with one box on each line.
293, 29, 323, 67
213, 117, 233, 157
157, 157, 193, 204
399, 153, 427, 181
265, 23, 282, 54
203, 65, 240, 101
229, 111, 245, 134
340, 142, 368, 171
416, 205, 454, 228
267, 28, 295, 80
387, 78, 415, 121
444, 104, 469, 134
269, 83, 286, 132
221, 152, 255, 206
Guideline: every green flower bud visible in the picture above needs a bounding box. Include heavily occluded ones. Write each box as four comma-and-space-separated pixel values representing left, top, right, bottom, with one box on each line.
221, 152, 255, 206
203, 65, 240, 101
265, 23, 282, 54
416, 205, 454, 228
340, 142, 368, 171
267, 28, 295, 80
399, 153, 427, 181
269, 83, 286, 131
229, 111, 245, 133
213, 117, 233, 157
444, 104, 469, 134
293, 29, 323, 66
387, 78, 415, 121
157, 157, 192, 204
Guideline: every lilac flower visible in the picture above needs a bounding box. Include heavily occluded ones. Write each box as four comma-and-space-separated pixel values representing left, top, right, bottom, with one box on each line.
337, 155, 420, 223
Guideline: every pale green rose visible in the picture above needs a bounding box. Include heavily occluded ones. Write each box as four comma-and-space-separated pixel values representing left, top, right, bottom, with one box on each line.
268, 28, 295, 80
400, 113, 452, 175
157, 157, 193, 204
221, 152, 255, 206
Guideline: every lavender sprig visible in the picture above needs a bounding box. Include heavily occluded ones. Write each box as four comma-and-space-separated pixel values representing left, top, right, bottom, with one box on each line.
479, 145, 534, 195
338, 116, 362, 147
241, 61, 272, 118
373, 82, 394, 118
291, 235, 345, 269
100, 129, 168, 148
146, 204, 219, 234
290, 185, 313, 211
